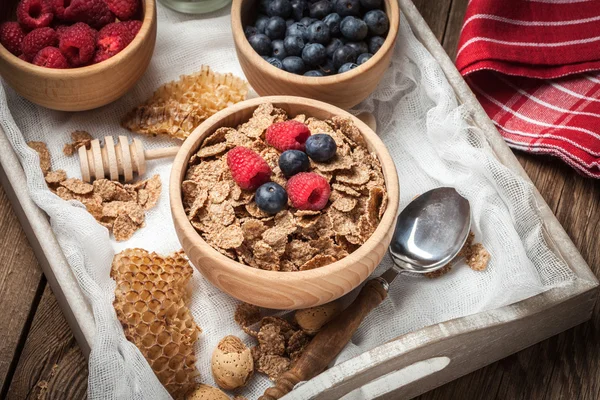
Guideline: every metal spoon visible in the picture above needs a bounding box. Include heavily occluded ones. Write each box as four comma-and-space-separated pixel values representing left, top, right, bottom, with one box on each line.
260, 187, 471, 400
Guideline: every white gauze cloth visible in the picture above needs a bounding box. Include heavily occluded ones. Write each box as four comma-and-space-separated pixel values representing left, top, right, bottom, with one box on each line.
0, 4, 575, 400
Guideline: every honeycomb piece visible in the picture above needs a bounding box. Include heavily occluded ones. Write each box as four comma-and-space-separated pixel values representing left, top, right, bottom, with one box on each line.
111, 248, 201, 399
121, 66, 249, 140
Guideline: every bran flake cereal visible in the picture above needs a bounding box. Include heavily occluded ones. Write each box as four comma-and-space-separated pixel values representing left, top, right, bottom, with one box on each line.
182, 104, 388, 272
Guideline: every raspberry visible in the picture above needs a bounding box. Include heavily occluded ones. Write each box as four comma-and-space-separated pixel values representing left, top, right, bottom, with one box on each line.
121, 19, 142, 36
93, 22, 134, 63
104, 0, 140, 21
286, 172, 331, 210
58, 22, 96, 66
33, 46, 69, 68
227, 146, 272, 190
17, 0, 54, 30
62, 0, 115, 29
0, 22, 26, 56
266, 120, 311, 151
51, 0, 69, 19
55, 24, 69, 39
21, 27, 57, 61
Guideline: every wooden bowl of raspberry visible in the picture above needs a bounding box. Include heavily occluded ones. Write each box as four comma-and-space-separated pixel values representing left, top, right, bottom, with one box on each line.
231, 0, 400, 109
0, 0, 156, 111
170, 95, 399, 310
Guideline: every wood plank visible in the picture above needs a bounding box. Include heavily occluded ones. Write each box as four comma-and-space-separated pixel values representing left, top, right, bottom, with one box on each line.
411, 0, 453, 41
6, 285, 87, 400
0, 185, 44, 394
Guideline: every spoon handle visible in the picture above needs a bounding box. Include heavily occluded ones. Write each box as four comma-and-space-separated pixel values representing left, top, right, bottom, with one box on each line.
259, 278, 388, 400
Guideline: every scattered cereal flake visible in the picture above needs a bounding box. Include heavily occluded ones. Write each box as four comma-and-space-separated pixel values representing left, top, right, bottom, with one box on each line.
293, 114, 306, 123
140, 174, 162, 210
294, 210, 320, 217
63, 130, 93, 156
336, 166, 371, 186
457, 231, 475, 259
299, 254, 337, 271
330, 116, 367, 147
45, 169, 67, 185
214, 225, 244, 249
188, 189, 209, 220
305, 118, 335, 135
61, 178, 94, 194
202, 127, 231, 147
261, 227, 289, 248
367, 186, 385, 224
93, 179, 118, 201
251, 346, 263, 364
122, 66, 248, 140
287, 330, 310, 362
235, 303, 262, 329
238, 104, 285, 139
257, 355, 291, 381
260, 147, 281, 170
331, 183, 361, 197
241, 219, 267, 241
225, 129, 253, 148
285, 240, 317, 266
260, 317, 298, 340
102, 201, 145, 225
207, 202, 236, 226
467, 243, 490, 271
311, 154, 354, 172
425, 263, 452, 279
253, 241, 280, 270
250, 139, 268, 153
332, 196, 357, 213
27, 141, 51, 175
258, 324, 286, 356
245, 202, 271, 219
113, 215, 138, 241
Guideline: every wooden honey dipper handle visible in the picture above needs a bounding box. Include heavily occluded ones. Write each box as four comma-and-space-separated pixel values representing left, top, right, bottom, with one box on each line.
259, 279, 388, 400
144, 146, 181, 160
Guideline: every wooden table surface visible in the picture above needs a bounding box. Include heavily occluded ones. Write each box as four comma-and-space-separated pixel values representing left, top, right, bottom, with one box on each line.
1, 1, 599, 399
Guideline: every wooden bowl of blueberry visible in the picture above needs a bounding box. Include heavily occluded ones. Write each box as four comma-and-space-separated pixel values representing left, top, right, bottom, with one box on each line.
231, 0, 399, 109
0, 0, 156, 111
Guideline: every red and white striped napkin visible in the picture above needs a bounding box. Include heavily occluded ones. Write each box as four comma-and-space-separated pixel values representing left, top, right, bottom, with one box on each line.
456, 0, 600, 178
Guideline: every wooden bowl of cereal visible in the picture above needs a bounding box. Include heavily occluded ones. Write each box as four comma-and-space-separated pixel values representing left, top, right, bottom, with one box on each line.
170, 96, 398, 310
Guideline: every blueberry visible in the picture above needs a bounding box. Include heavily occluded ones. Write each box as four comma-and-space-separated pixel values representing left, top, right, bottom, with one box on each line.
309, 0, 333, 19
335, 0, 360, 16
356, 52, 372, 64
332, 44, 357, 68
258, 0, 271, 13
248, 34, 272, 56
302, 43, 327, 66
338, 62, 358, 73
359, 0, 381, 10
282, 56, 306, 74
304, 69, 325, 76
272, 40, 287, 60
265, 17, 287, 40
340, 16, 368, 41
319, 58, 336, 75
300, 17, 316, 26
267, 0, 292, 18
287, 22, 308, 39
244, 26, 259, 38
325, 37, 344, 58
305, 134, 337, 162
323, 13, 341, 36
256, 14, 270, 33
266, 57, 284, 69
290, 0, 308, 20
345, 41, 368, 55
308, 21, 330, 44
255, 182, 288, 214
363, 9, 388, 35
279, 150, 310, 177
286, 18, 295, 26
368, 35, 385, 53
283, 35, 305, 56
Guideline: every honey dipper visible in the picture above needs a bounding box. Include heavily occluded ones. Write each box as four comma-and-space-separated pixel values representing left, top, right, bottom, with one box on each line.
78, 136, 180, 183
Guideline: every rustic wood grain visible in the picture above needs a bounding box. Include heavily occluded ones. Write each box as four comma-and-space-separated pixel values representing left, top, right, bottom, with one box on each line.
0, 185, 44, 397
4, 0, 600, 398
6, 285, 88, 400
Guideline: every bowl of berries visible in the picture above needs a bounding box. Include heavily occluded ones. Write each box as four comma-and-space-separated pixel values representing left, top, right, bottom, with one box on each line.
0, 0, 156, 111
231, 0, 399, 109
170, 96, 399, 309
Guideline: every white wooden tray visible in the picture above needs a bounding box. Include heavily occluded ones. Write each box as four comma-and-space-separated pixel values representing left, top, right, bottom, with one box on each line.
0, 0, 597, 398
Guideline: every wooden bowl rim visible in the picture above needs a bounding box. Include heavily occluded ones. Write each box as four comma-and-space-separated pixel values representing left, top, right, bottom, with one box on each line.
170, 95, 400, 283
230, 0, 400, 85
0, 0, 156, 76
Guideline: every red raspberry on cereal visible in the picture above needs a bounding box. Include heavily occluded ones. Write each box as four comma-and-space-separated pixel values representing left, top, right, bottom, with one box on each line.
62, 0, 115, 29
266, 120, 311, 152
286, 172, 331, 210
227, 146, 272, 190
93, 22, 134, 63
21, 27, 57, 61
104, 0, 140, 21
17, 0, 54, 31
59, 22, 96, 66
0, 22, 26, 56
33, 46, 69, 68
